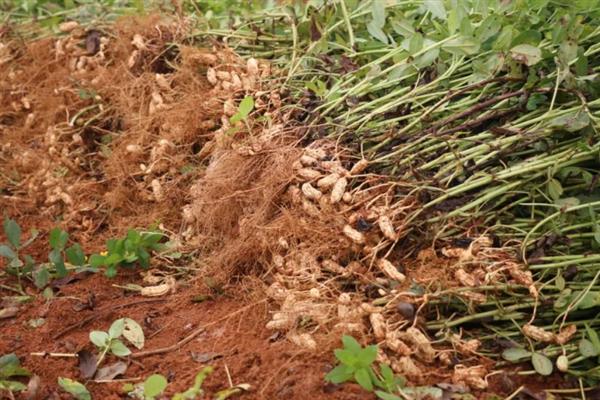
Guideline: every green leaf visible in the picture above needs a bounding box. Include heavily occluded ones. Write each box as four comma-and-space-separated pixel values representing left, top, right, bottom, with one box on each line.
89, 331, 109, 347
354, 368, 373, 391
122, 318, 145, 349
559, 40, 578, 64
531, 353, 553, 376
585, 324, 600, 353
391, 18, 414, 37
548, 179, 564, 201
3, 218, 21, 248
109, 318, 125, 338
33, 267, 50, 289
49, 248, 67, 278
65, 244, 85, 266
579, 339, 598, 357
341, 335, 362, 353
376, 390, 403, 400
502, 347, 531, 362
424, 0, 447, 20
367, 20, 388, 44
510, 44, 542, 66
58, 377, 91, 400
379, 363, 394, 385
109, 339, 131, 357
549, 111, 590, 132
442, 36, 480, 55
325, 364, 354, 384
144, 374, 168, 398
526, 93, 547, 111
371, 0, 386, 28
1, 380, 27, 391
333, 349, 356, 366
408, 33, 424, 55
89, 254, 107, 268
528, 0, 549, 8
230, 96, 255, 124
49, 228, 69, 250
512, 30, 542, 46
0, 245, 16, 259
357, 345, 378, 368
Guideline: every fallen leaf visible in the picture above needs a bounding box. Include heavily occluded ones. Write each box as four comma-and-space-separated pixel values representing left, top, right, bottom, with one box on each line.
190, 351, 222, 363
0, 306, 19, 319
85, 30, 101, 55
27, 318, 45, 328
94, 361, 127, 381
23, 375, 40, 400
78, 350, 97, 379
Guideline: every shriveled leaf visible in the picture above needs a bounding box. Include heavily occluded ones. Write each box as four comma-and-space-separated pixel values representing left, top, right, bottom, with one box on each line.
510, 44, 542, 66
403, 386, 444, 399
122, 318, 145, 349
549, 111, 590, 132
531, 353, 553, 376
77, 350, 97, 379
94, 361, 127, 381
58, 377, 91, 400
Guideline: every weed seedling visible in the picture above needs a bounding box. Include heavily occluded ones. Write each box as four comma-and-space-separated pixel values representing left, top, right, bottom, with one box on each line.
90, 229, 165, 277
0, 218, 38, 293
326, 336, 407, 399
0, 353, 31, 395
90, 318, 145, 366
58, 377, 91, 400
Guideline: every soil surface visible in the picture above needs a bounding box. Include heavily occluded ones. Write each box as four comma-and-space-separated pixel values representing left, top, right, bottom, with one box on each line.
1, 270, 368, 399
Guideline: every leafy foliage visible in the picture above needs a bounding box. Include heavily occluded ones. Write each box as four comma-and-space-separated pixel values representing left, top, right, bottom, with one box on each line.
90, 318, 145, 366
58, 377, 91, 400
89, 229, 166, 277
326, 336, 404, 396
0, 354, 31, 394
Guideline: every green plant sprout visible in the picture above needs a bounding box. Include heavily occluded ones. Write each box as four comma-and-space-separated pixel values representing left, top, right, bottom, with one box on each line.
0, 218, 38, 293
0, 353, 31, 396
89, 229, 166, 277
90, 318, 145, 367
58, 377, 91, 400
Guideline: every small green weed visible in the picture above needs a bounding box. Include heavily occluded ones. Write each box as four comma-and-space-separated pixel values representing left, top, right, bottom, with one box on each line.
0, 353, 31, 395
326, 335, 404, 394
123, 366, 249, 400
327, 336, 451, 399
90, 229, 166, 277
0, 217, 38, 293
58, 377, 91, 400
90, 318, 145, 367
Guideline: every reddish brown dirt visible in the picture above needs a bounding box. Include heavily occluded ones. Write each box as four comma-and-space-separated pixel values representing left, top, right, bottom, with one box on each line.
1, 271, 372, 399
